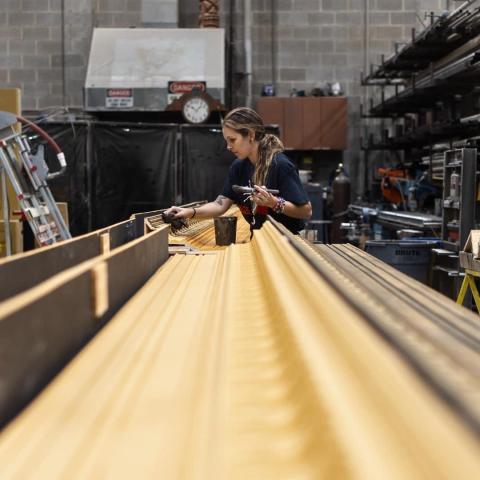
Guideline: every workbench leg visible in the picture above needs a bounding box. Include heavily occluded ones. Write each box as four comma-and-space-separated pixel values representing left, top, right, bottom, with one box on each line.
456, 275, 469, 306
467, 275, 480, 312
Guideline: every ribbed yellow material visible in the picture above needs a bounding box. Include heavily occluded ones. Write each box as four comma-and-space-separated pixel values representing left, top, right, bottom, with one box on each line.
0, 222, 478, 479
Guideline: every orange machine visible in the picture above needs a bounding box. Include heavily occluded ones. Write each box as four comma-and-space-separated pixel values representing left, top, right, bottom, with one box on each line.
378, 167, 408, 205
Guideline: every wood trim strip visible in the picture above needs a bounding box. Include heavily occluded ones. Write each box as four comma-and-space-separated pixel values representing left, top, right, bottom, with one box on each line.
0, 226, 169, 427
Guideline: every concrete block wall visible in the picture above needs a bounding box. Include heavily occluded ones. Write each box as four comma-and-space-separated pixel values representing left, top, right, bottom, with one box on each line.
0, 0, 145, 109
0, 0, 457, 199
251, 0, 447, 99
247, 0, 448, 194
178, 0, 201, 27
0, 0, 450, 113
0, 0, 228, 109
142, 0, 179, 26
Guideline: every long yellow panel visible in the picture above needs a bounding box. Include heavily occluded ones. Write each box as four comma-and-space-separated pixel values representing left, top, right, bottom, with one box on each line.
223, 243, 349, 479
0, 222, 479, 479
255, 223, 480, 479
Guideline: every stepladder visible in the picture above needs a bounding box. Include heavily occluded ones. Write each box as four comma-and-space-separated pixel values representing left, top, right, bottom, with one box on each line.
0, 111, 71, 252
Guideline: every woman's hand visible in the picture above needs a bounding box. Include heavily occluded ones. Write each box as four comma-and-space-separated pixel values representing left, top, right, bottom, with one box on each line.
252, 185, 277, 208
163, 206, 194, 220
252, 186, 312, 219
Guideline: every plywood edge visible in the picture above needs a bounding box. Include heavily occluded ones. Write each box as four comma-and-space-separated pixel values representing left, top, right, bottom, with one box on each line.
0, 230, 98, 266
0, 225, 170, 321
103, 226, 169, 317
0, 221, 163, 301
0, 218, 141, 267
106, 224, 169, 258
0, 224, 169, 425
0, 234, 102, 302
0, 257, 100, 321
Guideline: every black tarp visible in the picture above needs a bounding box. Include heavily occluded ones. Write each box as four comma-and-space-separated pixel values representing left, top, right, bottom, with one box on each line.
35, 121, 237, 235
181, 125, 235, 204
92, 125, 176, 228
42, 123, 90, 236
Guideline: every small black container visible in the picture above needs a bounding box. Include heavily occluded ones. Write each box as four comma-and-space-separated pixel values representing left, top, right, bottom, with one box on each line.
214, 216, 237, 246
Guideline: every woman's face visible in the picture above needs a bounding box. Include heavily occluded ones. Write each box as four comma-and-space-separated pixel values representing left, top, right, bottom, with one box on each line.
223, 126, 255, 160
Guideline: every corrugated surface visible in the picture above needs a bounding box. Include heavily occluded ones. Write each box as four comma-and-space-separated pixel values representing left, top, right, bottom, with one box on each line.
0, 222, 479, 479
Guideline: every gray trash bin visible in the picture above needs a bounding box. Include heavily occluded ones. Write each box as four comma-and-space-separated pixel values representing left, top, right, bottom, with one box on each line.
365, 240, 439, 284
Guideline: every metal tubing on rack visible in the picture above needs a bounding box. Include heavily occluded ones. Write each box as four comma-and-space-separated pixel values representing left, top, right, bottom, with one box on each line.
0, 167, 11, 256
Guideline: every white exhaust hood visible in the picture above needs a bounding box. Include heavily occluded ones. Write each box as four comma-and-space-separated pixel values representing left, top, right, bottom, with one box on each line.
84, 28, 225, 111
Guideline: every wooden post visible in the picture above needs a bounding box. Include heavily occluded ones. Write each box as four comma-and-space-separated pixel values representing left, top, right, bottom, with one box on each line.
199, 0, 219, 28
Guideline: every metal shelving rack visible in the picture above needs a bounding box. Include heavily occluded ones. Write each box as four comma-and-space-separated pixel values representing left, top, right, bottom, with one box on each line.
361, 2, 480, 190
360, 2, 480, 299
441, 148, 478, 250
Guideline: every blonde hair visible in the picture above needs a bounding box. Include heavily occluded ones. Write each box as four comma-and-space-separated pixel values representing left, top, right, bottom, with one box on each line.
223, 107, 284, 186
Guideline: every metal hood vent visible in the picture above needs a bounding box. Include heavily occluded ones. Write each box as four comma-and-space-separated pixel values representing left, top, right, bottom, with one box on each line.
84, 28, 225, 112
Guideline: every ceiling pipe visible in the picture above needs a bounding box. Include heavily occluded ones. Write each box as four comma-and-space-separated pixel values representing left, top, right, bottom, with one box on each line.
271, 0, 277, 88
228, 0, 236, 109
244, 0, 253, 108
61, 0, 67, 106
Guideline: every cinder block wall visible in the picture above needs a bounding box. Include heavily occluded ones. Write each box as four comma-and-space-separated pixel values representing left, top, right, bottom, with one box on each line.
248, 0, 447, 192
0, 0, 448, 117
0, 0, 144, 110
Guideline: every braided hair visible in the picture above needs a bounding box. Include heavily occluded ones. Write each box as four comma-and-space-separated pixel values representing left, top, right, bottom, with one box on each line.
223, 107, 284, 186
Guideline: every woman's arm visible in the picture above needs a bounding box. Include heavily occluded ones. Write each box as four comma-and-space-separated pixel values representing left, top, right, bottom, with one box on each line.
252, 186, 312, 219
164, 195, 234, 220
282, 200, 312, 219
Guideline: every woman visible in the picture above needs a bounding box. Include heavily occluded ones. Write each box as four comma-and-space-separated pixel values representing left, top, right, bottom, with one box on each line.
165, 107, 312, 234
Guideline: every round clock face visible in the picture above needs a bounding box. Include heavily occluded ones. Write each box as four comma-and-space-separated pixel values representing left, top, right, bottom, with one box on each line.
182, 96, 210, 124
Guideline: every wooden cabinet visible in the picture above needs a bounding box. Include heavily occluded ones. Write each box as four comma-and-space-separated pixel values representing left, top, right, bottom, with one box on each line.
256, 97, 347, 150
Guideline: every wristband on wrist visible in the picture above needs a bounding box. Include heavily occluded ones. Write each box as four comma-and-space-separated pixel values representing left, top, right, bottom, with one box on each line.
191, 207, 196, 219
273, 197, 286, 214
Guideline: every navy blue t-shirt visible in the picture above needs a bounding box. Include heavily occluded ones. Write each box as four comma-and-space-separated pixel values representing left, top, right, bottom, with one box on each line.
221, 152, 309, 233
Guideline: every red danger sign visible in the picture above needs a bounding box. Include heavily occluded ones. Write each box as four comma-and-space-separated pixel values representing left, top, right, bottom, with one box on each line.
168, 81, 206, 94
107, 89, 132, 97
